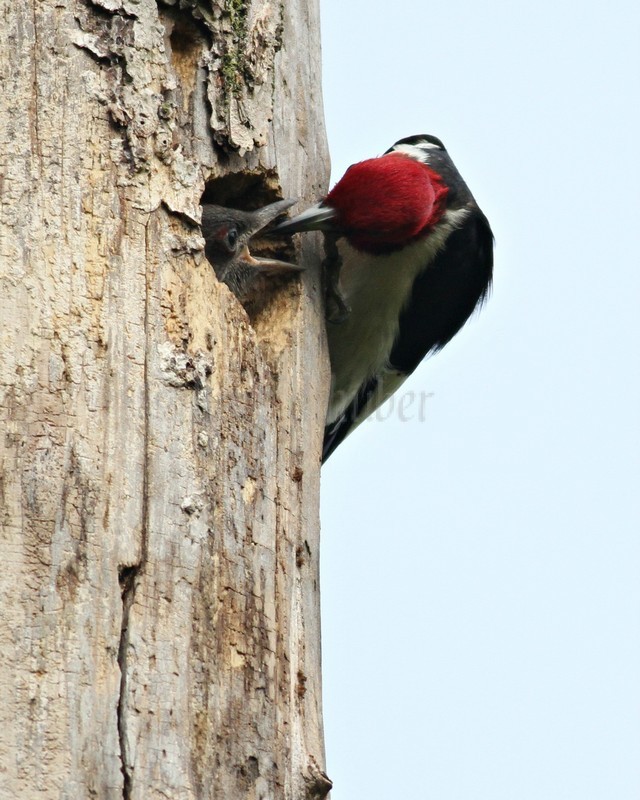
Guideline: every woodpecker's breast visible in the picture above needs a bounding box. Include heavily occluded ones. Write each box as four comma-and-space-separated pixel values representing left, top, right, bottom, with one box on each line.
326, 208, 469, 424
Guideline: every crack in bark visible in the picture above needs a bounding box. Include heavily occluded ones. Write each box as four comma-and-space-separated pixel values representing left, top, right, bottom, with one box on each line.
117, 564, 138, 800
116, 216, 153, 799
30, 0, 42, 161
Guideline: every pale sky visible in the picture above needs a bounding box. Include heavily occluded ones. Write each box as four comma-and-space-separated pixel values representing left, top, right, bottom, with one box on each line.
317, 2, 640, 798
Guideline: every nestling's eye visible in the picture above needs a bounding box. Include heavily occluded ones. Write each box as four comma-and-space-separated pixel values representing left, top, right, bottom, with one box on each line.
226, 227, 239, 251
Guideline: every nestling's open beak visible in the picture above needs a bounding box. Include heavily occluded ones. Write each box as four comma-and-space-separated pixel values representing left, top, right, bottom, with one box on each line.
244, 198, 302, 273
238, 245, 304, 275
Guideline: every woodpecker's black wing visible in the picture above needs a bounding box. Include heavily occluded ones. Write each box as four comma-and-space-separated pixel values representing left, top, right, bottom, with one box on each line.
321, 209, 493, 463
389, 208, 494, 372
322, 374, 381, 462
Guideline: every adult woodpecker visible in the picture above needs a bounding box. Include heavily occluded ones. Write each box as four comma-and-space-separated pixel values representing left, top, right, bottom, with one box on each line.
201, 199, 301, 300
275, 134, 494, 462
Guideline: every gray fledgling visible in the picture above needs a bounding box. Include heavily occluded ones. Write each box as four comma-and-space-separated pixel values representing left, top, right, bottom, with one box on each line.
201, 199, 302, 299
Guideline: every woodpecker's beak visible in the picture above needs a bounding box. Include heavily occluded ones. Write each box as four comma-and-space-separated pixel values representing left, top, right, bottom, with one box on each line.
244, 198, 302, 274
273, 202, 337, 235
246, 198, 299, 237
238, 245, 304, 275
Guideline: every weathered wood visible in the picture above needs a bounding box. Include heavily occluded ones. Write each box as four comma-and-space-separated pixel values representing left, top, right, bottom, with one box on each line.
0, 0, 330, 797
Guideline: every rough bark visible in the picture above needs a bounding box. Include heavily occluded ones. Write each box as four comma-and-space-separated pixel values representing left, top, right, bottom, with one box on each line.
0, 1, 330, 798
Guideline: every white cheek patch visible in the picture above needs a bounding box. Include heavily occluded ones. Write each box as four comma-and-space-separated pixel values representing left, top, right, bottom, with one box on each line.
392, 142, 442, 163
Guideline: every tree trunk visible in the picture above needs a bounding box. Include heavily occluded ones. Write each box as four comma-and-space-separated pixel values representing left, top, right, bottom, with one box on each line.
0, 1, 330, 798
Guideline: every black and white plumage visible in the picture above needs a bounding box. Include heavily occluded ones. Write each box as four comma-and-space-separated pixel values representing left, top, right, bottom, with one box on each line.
276, 134, 494, 461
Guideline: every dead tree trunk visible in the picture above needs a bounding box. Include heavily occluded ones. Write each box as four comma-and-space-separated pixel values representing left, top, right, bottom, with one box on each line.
0, 1, 330, 798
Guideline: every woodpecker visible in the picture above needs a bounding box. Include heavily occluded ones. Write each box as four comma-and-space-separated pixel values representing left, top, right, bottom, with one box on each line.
275, 134, 494, 461
201, 199, 301, 299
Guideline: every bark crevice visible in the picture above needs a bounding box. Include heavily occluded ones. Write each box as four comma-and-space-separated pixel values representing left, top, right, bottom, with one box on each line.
117, 564, 139, 800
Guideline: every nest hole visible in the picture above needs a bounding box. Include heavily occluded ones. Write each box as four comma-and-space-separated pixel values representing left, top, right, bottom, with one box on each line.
201, 171, 299, 320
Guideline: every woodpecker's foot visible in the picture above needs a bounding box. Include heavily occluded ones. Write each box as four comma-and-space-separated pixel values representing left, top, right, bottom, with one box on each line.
323, 232, 349, 323
325, 284, 350, 324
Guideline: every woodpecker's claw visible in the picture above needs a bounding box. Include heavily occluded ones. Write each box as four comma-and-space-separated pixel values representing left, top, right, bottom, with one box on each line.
322, 231, 350, 324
